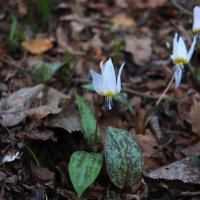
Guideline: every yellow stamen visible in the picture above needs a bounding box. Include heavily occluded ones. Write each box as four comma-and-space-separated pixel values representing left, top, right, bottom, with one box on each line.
99, 90, 114, 97
173, 57, 188, 65
193, 28, 200, 34
105, 90, 114, 96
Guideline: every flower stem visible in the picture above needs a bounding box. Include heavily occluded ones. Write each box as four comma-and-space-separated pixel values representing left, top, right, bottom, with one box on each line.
25, 146, 40, 167
156, 74, 175, 106
94, 95, 100, 143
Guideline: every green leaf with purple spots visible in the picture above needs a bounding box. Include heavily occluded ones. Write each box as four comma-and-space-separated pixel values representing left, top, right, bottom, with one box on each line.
68, 151, 103, 198
105, 126, 144, 188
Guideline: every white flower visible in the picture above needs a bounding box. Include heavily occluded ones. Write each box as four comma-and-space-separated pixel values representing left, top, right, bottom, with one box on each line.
193, 6, 200, 35
170, 33, 196, 88
90, 58, 124, 109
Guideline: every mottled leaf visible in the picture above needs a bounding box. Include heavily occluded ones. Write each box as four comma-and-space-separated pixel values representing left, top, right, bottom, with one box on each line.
75, 93, 101, 145
68, 151, 103, 197
105, 126, 144, 188
35, 62, 63, 83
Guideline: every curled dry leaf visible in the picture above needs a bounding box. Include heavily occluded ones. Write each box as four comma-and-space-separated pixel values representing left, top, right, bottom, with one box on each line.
110, 14, 135, 30
48, 99, 81, 133
189, 98, 200, 136
32, 166, 55, 189
0, 85, 68, 126
0, 84, 44, 126
145, 157, 200, 184
125, 36, 152, 66
21, 38, 53, 54
16, 130, 57, 142
132, 0, 167, 9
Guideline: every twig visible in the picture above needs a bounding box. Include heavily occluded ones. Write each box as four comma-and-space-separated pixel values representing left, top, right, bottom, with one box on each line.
122, 87, 172, 101
155, 74, 175, 106
171, 0, 192, 16
0, 57, 30, 78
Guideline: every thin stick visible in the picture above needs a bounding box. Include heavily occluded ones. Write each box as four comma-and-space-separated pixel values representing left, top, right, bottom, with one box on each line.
155, 74, 175, 106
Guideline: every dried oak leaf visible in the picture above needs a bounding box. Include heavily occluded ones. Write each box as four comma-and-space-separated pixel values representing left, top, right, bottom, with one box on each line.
125, 36, 152, 66
16, 130, 57, 142
0, 84, 44, 126
132, 0, 167, 9
32, 166, 55, 189
47, 99, 81, 133
21, 38, 53, 54
145, 157, 200, 184
189, 98, 200, 136
26, 87, 68, 120
110, 14, 135, 30
0, 85, 68, 126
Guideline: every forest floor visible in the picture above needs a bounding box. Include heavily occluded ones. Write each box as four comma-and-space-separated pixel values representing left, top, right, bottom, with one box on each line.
0, 0, 200, 199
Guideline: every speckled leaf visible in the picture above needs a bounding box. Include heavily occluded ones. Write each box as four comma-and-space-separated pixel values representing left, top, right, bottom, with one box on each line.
75, 93, 101, 145
68, 151, 103, 197
35, 62, 63, 83
105, 126, 144, 188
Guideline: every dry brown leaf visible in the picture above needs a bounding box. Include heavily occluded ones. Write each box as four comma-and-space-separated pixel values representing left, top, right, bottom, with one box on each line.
132, 0, 167, 9
145, 157, 200, 184
181, 141, 200, 157
0, 85, 68, 126
0, 84, 44, 126
189, 98, 200, 136
125, 36, 152, 66
32, 166, 55, 189
16, 130, 57, 141
135, 129, 165, 170
110, 14, 135, 30
21, 38, 53, 54
47, 99, 81, 133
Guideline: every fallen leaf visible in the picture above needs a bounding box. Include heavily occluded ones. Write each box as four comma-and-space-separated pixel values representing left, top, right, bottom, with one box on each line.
132, 0, 167, 9
26, 105, 62, 120
0, 84, 44, 126
110, 14, 135, 30
47, 99, 81, 133
32, 166, 55, 189
125, 36, 152, 66
0, 85, 68, 126
181, 141, 200, 157
135, 129, 165, 170
189, 98, 200, 136
145, 157, 200, 184
16, 130, 57, 142
21, 38, 53, 54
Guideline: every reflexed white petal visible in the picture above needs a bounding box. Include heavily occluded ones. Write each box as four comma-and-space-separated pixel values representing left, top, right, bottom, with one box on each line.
193, 6, 200, 32
174, 65, 183, 89
101, 58, 116, 94
187, 35, 197, 61
90, 69, 103, 94
100, 60, 105, 72
178, 36, 187, 58
116, 62, 125, 93
172, 33, 178, 57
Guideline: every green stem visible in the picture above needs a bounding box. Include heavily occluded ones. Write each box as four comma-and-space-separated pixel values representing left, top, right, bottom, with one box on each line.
187, 63, 195, 78
25, 146, 40, 167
